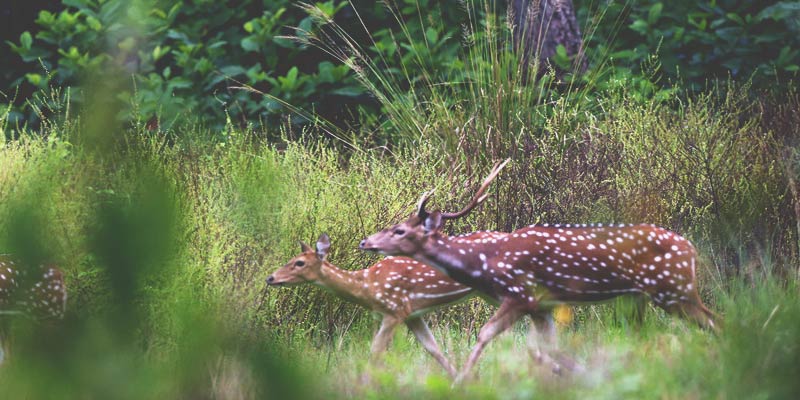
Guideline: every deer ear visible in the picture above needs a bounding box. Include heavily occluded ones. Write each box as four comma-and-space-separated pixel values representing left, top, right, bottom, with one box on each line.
316, 233, 331, 260
423, 211, 443, 234
299, 241, 313, 253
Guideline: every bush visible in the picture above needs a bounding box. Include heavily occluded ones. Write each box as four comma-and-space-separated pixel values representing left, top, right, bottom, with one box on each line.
2, 0, 477, 131
582, 0, 800, 89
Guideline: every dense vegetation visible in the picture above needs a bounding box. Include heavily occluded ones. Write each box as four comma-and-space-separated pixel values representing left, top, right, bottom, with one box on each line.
3, 0, 799, 131
1, 0, 799, 398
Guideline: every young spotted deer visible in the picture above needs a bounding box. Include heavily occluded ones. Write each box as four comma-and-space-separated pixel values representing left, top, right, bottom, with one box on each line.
0, 255, 67, 320
360, 159, 717, 381
0, 255, 67, 364
267, 234, 475, 378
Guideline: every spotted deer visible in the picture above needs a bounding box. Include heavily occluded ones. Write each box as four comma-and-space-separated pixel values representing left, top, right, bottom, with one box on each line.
267, 233, 477, 378
359, 159, 717, 381
0, 255, 67, 364
0, 255, 67, 320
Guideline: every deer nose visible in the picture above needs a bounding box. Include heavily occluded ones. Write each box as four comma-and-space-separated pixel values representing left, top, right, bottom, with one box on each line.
359, 239, 366, 248
267, 275, 275, 284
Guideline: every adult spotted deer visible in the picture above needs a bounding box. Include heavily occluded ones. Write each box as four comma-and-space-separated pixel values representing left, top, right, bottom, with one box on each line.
267, 234, 476, 378
360, 159, 717, 381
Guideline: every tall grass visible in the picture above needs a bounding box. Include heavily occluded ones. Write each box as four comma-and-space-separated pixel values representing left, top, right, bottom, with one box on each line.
1, 86, 798, 396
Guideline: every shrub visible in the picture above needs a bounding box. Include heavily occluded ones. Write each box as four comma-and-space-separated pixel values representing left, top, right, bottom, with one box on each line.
582, 0, 800, 90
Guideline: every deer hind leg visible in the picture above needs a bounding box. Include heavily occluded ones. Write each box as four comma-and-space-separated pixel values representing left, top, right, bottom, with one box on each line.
361, 315, 401, 385
370, 315, 401, 356
405, 317, 457, 378
455, 298, 525, 384
527, 313, 554, 360
527, 313, 560, 371
613, 293, 648, 329
528, 312, 584, 374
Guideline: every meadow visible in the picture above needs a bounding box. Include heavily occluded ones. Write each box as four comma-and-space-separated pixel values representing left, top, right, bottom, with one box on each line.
1, 78, 799, 398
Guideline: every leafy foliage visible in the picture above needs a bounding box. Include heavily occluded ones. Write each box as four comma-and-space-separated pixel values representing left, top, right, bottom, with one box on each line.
582, 0, 800, 90
5, 0, 798, 132
4, 0, 368, 129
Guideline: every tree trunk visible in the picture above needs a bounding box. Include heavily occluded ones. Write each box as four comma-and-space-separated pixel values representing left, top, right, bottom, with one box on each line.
510, 0, 587, 80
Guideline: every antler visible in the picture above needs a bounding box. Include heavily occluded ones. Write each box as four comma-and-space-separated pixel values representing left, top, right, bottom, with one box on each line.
416, 159, 510, 219
416, 190, 435, 218
441, 158, 509, 220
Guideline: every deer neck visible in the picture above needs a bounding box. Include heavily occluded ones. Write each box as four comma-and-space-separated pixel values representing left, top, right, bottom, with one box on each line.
418, 232, 503, 297
315, 261, 369, 304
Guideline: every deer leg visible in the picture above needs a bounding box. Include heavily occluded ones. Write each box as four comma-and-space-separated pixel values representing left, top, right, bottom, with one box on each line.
455, 299, 524, 383
529, 312, 584, 374
632, 294, 648, 326
405, 317, 457, 378
527, 313, 556, 361
361, 315, 400, 385
370, 315, 400, 357
527, 313, 562, 373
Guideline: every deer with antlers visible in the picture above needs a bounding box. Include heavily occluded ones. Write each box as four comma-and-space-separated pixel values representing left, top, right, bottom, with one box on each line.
267, 233, 481, 378
359, 159, 717, 381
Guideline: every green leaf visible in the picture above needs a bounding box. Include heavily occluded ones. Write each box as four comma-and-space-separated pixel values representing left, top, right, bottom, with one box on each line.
25, 73, 43, 86
20, 31, 32, 50
152, 45, 171, 61
316, 1, 335, 18
610, 49, 637, 60
726, 12, 744, 25
630, 19, 649, 34
86, 16, 102, 31
273, 36, 294, 49
241, 37, 260, 52
243, 21, 254, 33
426, 27, 439, 44
286, 66, 298, 82
331, 87, 362, 97
219, 65, 246, 77
298, 16, 313, 34
648, 3, 663, 25
556, 44, 568, 59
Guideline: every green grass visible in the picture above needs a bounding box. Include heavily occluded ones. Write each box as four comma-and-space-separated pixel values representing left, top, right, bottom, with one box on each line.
0, 109, 798, 397
280, 271, 799, 399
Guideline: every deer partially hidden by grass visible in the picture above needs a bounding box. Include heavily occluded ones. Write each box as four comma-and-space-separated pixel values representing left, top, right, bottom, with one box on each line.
0, 254, 68, 364
359, 159, 718, 381
267, 233, 477, 378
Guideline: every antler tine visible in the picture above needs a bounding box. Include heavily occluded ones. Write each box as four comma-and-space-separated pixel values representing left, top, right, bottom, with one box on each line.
416, 189, 436, 217
441, 158, 510, 220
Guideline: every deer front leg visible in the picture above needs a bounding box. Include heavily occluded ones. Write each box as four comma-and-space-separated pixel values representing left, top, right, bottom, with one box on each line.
455, 298, 525, 384
405, 317, 457, 378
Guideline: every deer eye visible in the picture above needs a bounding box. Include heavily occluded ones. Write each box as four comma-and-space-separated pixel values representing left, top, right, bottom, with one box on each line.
393, 229, 406, 236
294, 260, 305, 267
